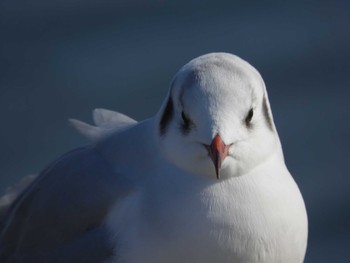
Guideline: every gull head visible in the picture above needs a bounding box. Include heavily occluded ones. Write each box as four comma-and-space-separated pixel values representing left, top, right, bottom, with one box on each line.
156, 53, 282, 179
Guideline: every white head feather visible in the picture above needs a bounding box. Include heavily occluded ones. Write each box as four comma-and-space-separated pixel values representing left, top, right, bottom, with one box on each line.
156, 53, 282, 179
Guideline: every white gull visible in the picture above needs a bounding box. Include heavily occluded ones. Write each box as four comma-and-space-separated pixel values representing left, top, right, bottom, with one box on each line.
0, 53, 308, 263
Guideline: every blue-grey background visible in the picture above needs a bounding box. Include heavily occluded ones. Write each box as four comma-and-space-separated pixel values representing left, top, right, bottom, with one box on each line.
0, 1, 349, 261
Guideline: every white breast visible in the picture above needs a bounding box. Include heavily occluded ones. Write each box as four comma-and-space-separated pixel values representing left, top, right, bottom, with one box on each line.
105, 156, 307, 263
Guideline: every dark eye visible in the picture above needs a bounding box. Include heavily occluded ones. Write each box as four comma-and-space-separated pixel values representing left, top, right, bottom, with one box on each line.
181, 111, 194, 134
245, 108, 254, 126
181, 111, 191, 126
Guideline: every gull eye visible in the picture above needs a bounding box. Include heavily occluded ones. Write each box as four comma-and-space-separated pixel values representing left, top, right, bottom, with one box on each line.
181, 111, 191, 126
181, 111, 194, 134
245, 108, 254, 126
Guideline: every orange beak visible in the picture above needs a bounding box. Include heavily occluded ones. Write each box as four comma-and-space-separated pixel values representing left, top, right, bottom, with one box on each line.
206, 134, 231, 179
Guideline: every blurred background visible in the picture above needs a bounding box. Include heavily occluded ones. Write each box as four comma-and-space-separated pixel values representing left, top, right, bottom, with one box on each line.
0, 0, 349, 261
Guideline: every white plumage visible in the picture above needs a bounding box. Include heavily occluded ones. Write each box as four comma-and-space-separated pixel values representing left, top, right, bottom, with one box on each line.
0, 53, 307, 263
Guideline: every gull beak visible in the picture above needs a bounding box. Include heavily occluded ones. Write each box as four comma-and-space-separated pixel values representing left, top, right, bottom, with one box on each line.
206, 134, 231, 179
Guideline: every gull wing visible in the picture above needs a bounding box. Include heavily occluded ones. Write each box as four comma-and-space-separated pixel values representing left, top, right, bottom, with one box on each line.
0, 174, 38, 230
0, 146, 130, 263
69, 109, 137, 141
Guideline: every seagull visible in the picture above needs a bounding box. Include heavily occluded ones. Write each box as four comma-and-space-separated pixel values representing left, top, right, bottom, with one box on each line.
0, 53, 308, 263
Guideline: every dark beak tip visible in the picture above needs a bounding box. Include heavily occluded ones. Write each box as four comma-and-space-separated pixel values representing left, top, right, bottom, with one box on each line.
214, 158, 221, 180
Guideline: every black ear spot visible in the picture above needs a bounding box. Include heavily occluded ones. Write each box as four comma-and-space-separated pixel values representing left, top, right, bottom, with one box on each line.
262, 95, 274, 131
159, 97, 174, 136
245, 108, 254, 127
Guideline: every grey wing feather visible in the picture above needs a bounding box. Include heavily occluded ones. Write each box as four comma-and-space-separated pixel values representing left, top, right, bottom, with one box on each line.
69, 109, 137, 142
0, 174, 38, 230
0, 147, 129, 263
